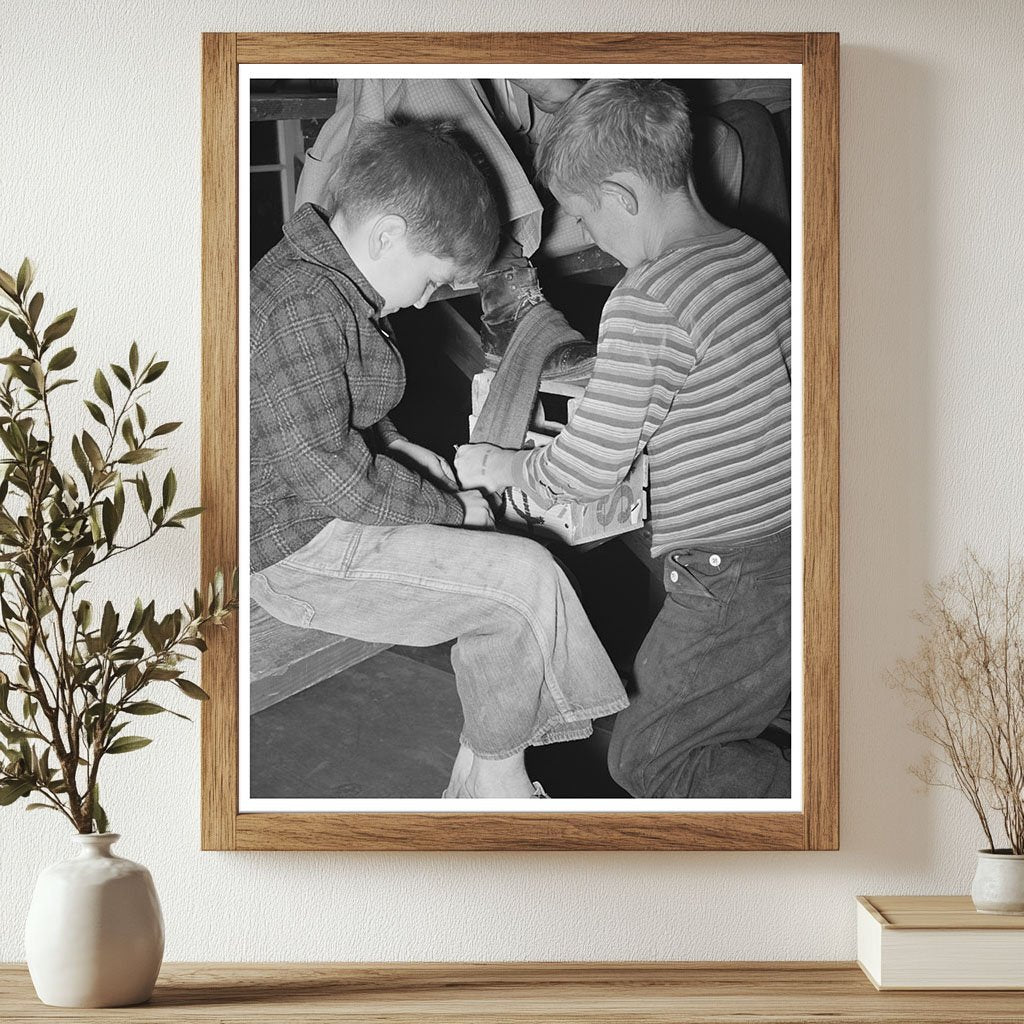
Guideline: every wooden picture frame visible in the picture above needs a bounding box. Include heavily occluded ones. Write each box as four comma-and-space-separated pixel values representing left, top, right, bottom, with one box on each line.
201, 32, 839, 851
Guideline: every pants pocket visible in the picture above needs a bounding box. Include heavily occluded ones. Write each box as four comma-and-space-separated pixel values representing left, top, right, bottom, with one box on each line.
250, 571, 316, 629
663, 550, 740, 616
280, 520, 362, 577
755, 568, 790, 582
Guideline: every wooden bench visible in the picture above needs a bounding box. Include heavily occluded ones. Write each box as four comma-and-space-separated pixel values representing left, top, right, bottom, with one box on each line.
249, 602, 389, 715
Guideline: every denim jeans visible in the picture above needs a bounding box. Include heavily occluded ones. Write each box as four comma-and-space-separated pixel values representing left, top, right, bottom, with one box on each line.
250, 520, 628, 759
608, 529, 791, 798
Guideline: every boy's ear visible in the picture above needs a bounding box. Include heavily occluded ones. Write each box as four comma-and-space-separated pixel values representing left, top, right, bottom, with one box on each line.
599, 179, 639, 216
367, 214, 408, 260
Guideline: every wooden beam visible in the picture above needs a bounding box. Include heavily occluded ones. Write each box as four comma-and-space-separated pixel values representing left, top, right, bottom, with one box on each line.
427, 302, 487, 379
250, 93, 336, 122
539, 245, 624, 280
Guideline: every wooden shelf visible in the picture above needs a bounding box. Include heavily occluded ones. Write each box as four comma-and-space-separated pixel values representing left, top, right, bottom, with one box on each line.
3, 962, 1023, 1022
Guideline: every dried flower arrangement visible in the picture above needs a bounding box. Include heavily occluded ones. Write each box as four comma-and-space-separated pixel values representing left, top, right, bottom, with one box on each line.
895, 552, 1023, 854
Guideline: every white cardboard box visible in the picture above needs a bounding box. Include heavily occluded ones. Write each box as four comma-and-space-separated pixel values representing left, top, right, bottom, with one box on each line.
469, 369, 648, 546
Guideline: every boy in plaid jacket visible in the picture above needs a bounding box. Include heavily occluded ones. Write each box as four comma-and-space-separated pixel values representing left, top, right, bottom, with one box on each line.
250, 122, 626, 800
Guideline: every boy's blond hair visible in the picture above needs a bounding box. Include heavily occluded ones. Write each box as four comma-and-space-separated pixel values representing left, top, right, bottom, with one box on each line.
535, 79, 694, 199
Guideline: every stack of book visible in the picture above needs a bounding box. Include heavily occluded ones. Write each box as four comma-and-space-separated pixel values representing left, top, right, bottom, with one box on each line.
857, 895, 1024, 989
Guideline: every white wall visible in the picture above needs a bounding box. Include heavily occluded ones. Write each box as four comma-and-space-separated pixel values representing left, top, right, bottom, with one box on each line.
2, 0, 1022, 962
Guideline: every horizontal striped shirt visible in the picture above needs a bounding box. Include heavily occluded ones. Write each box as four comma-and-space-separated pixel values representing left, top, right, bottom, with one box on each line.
515, 228, 791, 555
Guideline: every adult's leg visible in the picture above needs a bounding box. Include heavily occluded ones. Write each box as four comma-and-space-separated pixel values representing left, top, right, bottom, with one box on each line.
608, 530, 792, 799
251, 520, 627, 763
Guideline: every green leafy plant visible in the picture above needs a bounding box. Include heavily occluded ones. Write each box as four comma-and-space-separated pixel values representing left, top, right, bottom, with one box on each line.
895, 552, 1024, 853
0, 259, 236, 833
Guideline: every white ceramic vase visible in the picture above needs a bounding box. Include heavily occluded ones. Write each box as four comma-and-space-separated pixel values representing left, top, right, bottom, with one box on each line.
24, 833, 164, 1007
971, 849, 1024, 915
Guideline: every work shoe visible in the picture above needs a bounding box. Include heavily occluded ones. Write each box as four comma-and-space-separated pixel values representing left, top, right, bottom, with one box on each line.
541, 343, 596, 383
478, 257, 545, 361
477, 258, 596, 381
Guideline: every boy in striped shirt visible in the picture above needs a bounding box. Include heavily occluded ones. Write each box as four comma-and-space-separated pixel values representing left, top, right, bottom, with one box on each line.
456, 80, 792, 799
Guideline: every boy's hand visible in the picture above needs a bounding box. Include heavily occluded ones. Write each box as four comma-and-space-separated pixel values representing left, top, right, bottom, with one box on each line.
388, 439, 458, 490
456, 490, 496, 529
454, 443, 514, 494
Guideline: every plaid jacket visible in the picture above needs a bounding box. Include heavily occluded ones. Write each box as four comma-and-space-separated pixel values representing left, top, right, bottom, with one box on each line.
249, 204, 463, 572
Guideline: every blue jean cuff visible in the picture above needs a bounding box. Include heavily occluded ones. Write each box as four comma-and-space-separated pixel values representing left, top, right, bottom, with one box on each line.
462, 694, 629, 760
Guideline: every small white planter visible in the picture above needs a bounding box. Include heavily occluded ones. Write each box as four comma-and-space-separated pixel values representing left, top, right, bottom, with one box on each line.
971, 849, 1024, 915
25, 833, 164, 1007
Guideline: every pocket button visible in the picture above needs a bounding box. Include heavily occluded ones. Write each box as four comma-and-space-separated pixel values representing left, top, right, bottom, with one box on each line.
709, 554, 722, 567
669, 570, 679, 583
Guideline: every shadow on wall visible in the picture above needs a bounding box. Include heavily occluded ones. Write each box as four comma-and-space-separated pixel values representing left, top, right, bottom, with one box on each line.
838, 47, 939, 869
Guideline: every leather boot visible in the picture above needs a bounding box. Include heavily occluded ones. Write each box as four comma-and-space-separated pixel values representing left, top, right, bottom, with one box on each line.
477, 258, 596, 381
541, 343, 596, 383
478, 257, 544, 362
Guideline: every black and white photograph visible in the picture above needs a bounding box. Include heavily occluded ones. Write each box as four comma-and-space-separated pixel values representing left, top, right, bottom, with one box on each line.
240, 68, 800, 812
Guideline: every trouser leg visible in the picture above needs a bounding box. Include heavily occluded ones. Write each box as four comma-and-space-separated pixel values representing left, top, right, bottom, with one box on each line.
608, 530, 792, 798
471, 301, 593, 449
251, 520, 627, 758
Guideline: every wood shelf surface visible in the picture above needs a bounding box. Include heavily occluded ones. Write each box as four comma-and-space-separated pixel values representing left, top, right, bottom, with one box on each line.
3, 962, 1024, 1022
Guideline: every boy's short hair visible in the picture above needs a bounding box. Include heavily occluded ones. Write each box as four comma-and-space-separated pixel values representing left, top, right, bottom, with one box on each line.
535, 79, 694, 199
327, 121, 499, 278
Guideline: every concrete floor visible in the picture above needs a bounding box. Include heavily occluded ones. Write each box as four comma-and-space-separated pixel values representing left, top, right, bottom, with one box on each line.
249, 640, 628, 800
250, 644, 462, 799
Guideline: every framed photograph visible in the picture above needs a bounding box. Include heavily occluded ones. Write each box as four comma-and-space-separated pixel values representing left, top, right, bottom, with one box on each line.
201, 32, 838, 851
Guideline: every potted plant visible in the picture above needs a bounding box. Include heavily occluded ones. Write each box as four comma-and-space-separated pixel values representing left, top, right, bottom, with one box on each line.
0, 259, 236, 1005
895, 551, 1024, 914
